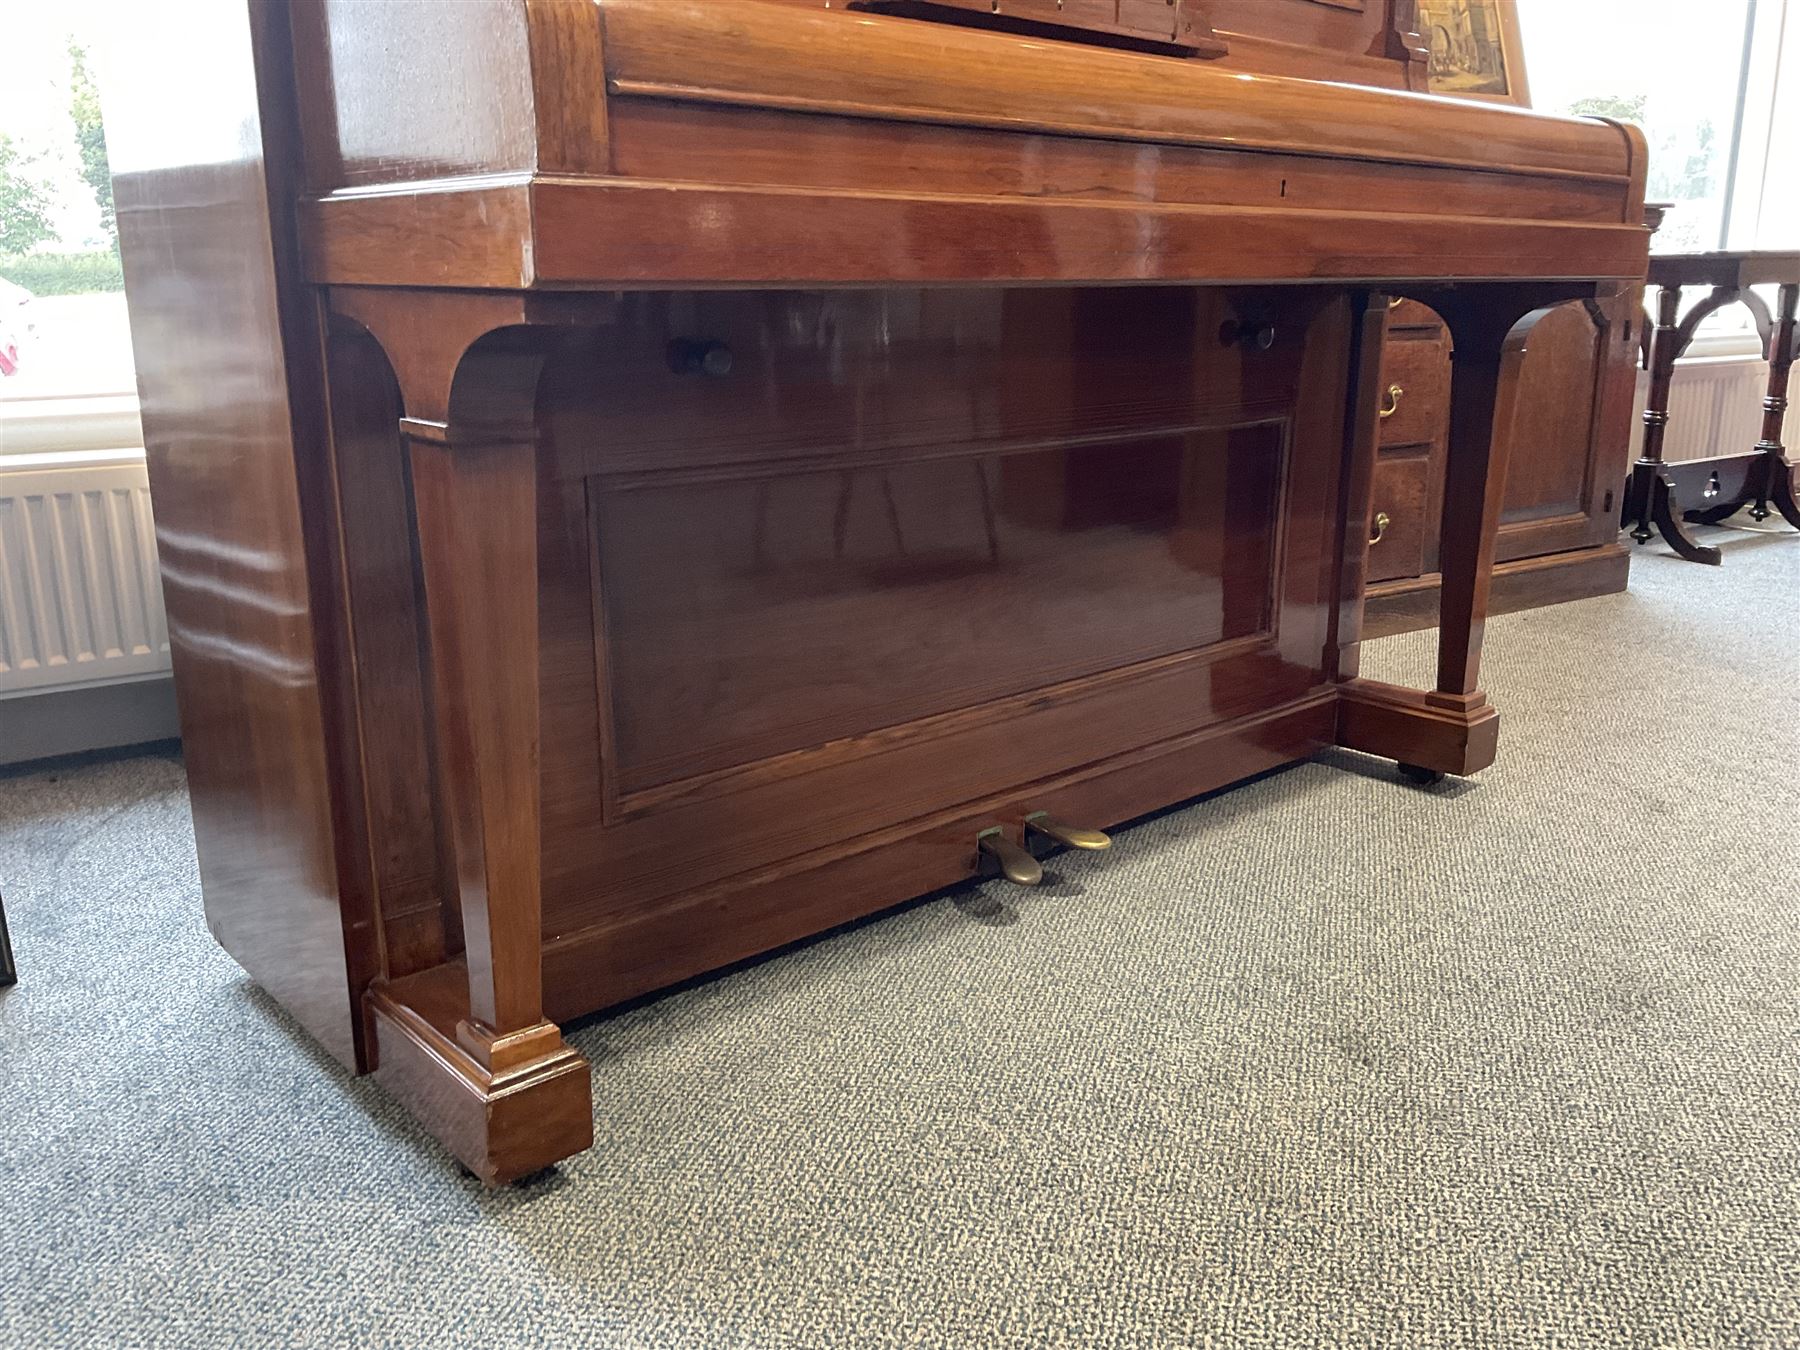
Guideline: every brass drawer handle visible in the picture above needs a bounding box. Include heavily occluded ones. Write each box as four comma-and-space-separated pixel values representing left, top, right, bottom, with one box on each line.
1370, 511, 1391, 546
1379, 384, 1405, 419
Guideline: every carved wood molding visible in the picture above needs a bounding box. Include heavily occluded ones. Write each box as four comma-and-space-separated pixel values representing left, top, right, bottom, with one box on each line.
1379, 0, 1431, 89
850, 0, 1229, 59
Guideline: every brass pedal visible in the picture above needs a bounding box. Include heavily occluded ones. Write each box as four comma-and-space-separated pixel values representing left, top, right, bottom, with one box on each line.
977, 828, 1043, 887
1024, 812, 1112, 852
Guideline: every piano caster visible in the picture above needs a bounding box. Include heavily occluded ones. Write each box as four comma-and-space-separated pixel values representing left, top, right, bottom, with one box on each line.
977, 828, 1043, 887
1398, 763, 1445, 787
1024, 812, 1112, 852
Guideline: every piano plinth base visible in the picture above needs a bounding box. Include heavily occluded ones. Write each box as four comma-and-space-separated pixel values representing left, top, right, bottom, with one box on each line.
1334, 677, 1502, 779
363, 673, 1504, 1185
367, 969, 593, 1186
538, 690, 1341, 1027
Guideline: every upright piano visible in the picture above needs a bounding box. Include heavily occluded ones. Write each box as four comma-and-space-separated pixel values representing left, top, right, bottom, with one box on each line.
106, 0, 1648, 1182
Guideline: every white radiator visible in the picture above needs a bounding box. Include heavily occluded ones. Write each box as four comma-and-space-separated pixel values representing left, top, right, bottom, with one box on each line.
0, 450, 170, 696
1631, 352, 1799, 464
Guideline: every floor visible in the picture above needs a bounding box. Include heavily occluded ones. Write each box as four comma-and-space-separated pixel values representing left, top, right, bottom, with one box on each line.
1, 527, 1796, 1349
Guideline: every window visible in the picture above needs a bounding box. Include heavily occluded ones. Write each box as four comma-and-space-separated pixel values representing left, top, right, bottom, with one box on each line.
1516, 0, 1757, 254
0, 7, 139, 458
1725, 1, 1799, 250
1518, 1, 1798, 357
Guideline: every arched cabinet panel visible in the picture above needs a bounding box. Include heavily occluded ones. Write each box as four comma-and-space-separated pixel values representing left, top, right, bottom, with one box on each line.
1364, 288, 1639, 634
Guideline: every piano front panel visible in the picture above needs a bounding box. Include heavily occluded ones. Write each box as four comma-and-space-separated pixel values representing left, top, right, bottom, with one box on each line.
531, 287, 1359, 975
592, 423, 1289, 795
605, 100, 1629, 228
598, 0, 1628, 184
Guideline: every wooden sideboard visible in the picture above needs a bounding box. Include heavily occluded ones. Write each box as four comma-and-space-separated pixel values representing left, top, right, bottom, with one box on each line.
1364, 276, 1643, 637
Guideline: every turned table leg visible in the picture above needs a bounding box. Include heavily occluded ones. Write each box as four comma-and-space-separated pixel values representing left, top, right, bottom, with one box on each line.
0, 891, 15, 987
1625, 284, 1722, 565
1752, 282, 1800, 530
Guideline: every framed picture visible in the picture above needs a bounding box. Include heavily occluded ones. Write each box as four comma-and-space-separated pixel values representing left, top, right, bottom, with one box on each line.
1414, 0, 1531, 107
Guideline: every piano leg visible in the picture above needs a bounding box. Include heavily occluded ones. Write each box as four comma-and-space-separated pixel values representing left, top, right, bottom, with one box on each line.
338, 296, 594, 1186
1338, 293, 1569, 779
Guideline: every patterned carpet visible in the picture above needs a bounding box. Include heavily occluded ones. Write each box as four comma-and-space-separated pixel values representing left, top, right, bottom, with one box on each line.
1, 527, 1796, 1349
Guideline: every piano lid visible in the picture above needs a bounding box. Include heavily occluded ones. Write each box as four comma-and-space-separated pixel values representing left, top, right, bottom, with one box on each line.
296, 0, 1649, 291
599, 0, 1635, 186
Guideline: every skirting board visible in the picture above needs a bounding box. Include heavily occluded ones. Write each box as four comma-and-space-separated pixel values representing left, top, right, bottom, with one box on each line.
1363, 542, 1630, 639
0, 676, 181, 766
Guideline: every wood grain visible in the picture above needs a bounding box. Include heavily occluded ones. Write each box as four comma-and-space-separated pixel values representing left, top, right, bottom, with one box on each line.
109, 0, 373, 1068
600, 0, 1632, 182
304, 178, 1648, 291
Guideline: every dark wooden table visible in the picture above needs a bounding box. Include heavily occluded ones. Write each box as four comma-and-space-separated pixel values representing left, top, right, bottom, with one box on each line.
0, 893, 14, 987
1624, 251, 1800, 564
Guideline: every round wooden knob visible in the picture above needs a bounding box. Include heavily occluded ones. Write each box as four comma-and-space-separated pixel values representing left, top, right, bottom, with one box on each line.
1218, 319, 1277, 351
669, 339, 734, 377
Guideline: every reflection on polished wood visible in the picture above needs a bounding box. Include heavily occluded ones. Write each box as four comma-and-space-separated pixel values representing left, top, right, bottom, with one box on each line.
113, 0, 1648, 1183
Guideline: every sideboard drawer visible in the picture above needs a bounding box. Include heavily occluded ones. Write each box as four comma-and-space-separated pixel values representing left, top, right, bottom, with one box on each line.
1366, 456, 1430, 583
1377, 332, 1452, 449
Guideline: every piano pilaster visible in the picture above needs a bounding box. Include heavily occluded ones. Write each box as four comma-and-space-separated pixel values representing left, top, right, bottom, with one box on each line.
1337, 287, 1591, 780
331, 289, 594, 1184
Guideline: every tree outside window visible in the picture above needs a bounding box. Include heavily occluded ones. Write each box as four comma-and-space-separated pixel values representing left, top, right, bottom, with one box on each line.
1516, 0, 1751, 254
0, 12, 134, 411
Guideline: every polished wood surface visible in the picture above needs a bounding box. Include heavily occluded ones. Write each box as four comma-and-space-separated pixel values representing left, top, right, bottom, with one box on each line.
1366, 300, 1451, 584
1363, 544, 1631, 639
1209, 0, 1429, 88
597, 0, 1614, 179
1364, 297, 1639, 623
1429, 295, 1564, 703
298, 0, 1647, 291
531, 287, 1354, 949
855, 0, 1226, 57
307, 179, 1647, 291
774, 0, 1429, 87
1366, 239, 1650, 635
106, 0, 375, 1068
115, 0, 1648, 1183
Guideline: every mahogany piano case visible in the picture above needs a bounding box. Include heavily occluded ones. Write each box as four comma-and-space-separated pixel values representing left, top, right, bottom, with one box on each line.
108, 0, 1649, 1181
